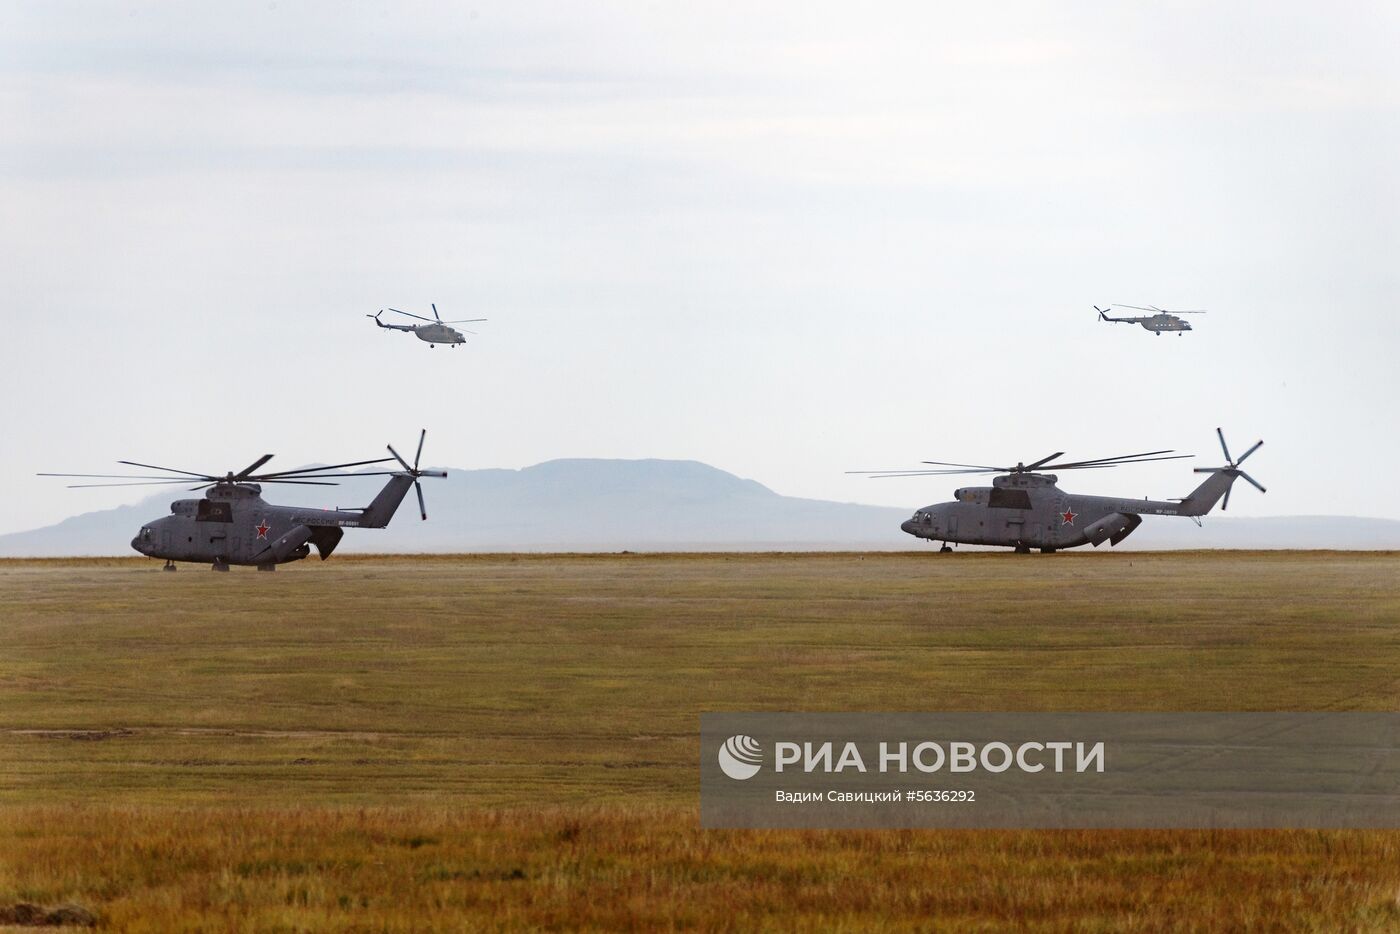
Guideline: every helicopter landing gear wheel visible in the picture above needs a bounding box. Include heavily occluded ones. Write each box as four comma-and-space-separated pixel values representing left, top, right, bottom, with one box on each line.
211, 558, 229, 572
162, 560, 177, 572
939, 544, 952, 553
1014, 543, 1031, 554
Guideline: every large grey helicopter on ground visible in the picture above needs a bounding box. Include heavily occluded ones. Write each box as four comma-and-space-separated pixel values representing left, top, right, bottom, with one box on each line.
367, 304, 486, 348
38, 431, 446, 571
1095, 304, 1205, 335
852, 428, 1264, 553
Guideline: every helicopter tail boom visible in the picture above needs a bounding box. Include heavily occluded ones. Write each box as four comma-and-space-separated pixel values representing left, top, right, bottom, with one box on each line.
1176, 470, 1239, 517
1177, 429, 1265, 516
367, 310, 414, 332
358, 475, 416, 528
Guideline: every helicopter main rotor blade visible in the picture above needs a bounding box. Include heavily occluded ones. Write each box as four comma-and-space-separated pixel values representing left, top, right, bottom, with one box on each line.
414, 429, 426, 471
61, 479, 211, 489
917, 460, 1007, 471
915, 450, 1186, 473
1047, 452, 1193, 470
852, 463, 1155, 477
116, 460, 218, 479
273, 470, 412, 479
432, 303, 441, 321
255, 479, 340, 486
1221, 486, 1232, 511
1023, 452, 1065, 470
253, 457, 396, 480
1048, 448, 1177, 466
387, 308, 436, 323
1049, 462, 1171, 470
857, 451, 1193, 478
848, 469, 951, 475
1112, 304, 1158, 313
854, 469, 1004, 477
439, 318, 488, 324
1216, 428, 1232, 464
234, 454, 275, 478
38, 472, 201, 481
415, 480, 427, 520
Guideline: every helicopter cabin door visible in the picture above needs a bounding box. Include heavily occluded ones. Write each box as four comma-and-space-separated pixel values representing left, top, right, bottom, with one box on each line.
988, 487, 1031, 545
196, 499, 233, 556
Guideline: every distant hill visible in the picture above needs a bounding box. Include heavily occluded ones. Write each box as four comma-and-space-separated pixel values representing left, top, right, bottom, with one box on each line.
2, 459, 1397, 556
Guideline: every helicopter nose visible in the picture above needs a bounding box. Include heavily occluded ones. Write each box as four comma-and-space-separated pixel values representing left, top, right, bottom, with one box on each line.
900, 519, 917, 536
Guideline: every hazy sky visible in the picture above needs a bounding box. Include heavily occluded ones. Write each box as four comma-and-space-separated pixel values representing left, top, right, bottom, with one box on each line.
3, 1, 1397, 534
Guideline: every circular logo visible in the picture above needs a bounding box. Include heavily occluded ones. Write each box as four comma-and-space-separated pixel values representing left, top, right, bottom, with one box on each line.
718, 734, 763, 780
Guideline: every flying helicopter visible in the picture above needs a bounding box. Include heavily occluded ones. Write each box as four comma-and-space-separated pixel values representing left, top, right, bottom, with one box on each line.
38, 431, 446, 571
1095, 304, 1206, 336
851, 428, 1264, 553
367, 304, 487, 348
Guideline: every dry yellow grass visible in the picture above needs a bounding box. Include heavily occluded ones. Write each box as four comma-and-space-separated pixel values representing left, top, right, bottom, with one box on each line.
3, 552, 1400, 930
5, 805, 1400, 932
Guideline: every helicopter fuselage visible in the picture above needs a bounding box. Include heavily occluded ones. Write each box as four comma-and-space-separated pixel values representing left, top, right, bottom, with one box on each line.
1136, 314, 1190, 334
902, 470, 1237, 552
369, 314, 466, 345
1102, 313, 1192, 335
130, 476, 417, 569
411, 323, 465, 344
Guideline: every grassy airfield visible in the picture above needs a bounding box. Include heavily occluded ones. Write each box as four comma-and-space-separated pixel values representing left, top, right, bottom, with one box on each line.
3, 551, 1400, 930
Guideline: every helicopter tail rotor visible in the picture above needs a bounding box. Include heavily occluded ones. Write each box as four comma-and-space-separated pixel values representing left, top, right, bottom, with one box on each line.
387, 429, 447, 520
1189, 427, 1265, 512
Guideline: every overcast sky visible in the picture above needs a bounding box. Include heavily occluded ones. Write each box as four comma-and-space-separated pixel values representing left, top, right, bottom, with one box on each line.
2, 1, 1397, 535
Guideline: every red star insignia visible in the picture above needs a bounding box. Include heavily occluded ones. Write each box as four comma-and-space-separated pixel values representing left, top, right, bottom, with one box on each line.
255, 520, 271, 540
1061, 509, 1077, 526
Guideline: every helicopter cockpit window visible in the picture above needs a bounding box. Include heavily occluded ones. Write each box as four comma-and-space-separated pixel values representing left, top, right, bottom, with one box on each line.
196, 500, 233, 523
139, 527, 152, 542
